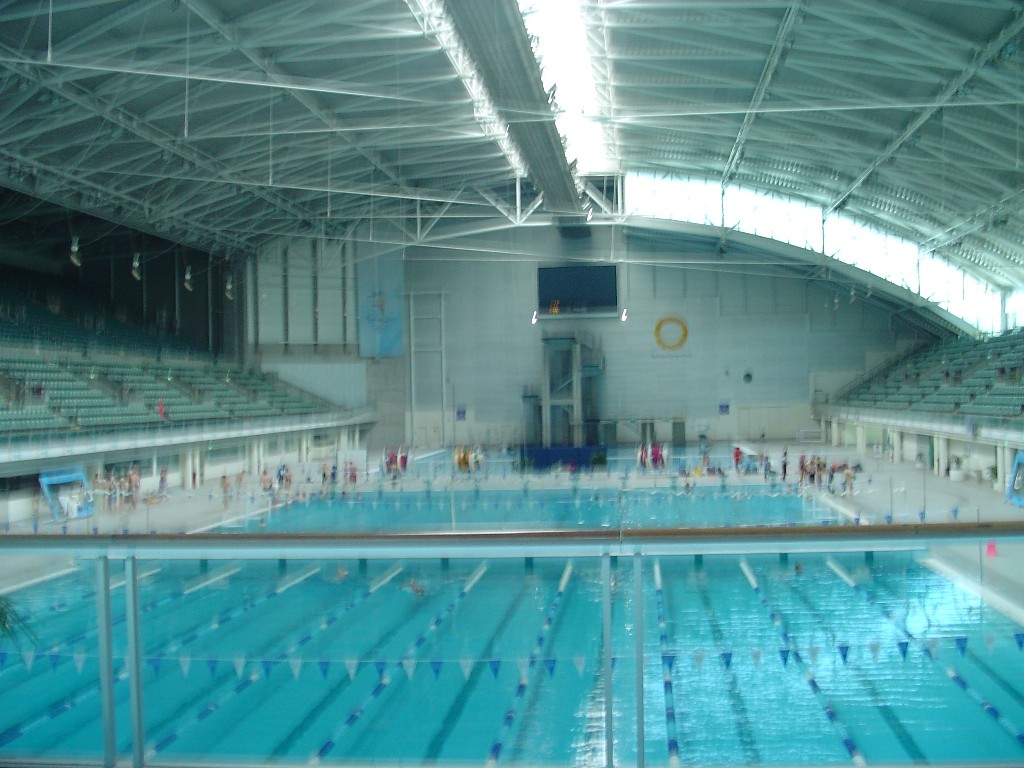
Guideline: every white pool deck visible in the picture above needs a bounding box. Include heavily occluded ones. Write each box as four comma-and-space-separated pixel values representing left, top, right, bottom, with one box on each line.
1, 444, 1022, 620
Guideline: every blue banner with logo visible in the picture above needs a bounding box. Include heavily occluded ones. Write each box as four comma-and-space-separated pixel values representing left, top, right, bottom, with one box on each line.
357, 253, 404, 358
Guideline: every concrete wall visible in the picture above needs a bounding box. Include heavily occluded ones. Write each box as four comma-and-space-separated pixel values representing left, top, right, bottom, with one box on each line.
252, 223, 929, 449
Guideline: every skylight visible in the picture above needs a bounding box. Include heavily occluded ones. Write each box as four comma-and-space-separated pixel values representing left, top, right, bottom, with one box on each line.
518, 0, 614, 173
625, 174, 1014, 333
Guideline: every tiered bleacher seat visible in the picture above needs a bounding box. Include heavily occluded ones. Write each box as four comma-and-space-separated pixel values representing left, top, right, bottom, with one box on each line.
836, 329, 1024, 420
0, 272, 341, 434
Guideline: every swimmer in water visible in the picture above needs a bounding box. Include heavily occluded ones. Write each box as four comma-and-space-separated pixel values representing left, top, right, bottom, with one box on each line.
794, 562, 803, 576
401, 578, 426, 596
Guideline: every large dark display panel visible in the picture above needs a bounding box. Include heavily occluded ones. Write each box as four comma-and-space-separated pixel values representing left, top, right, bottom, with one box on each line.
537, 265, 618, 317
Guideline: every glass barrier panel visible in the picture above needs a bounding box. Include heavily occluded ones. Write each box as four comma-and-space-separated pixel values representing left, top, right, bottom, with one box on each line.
0, 554, 106, 763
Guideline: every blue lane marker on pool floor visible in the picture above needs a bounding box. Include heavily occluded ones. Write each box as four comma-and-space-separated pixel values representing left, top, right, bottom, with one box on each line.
311, 564, 488, 764
147, 573, 380, 759
832, 558, 1024, 751
484, 562, 573, 767
653, 561, 683, 768
739, 558, 866, 766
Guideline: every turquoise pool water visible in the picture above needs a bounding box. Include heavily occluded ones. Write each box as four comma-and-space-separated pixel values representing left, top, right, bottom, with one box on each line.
0, 495, 1022, 766
229, 485, 839, 533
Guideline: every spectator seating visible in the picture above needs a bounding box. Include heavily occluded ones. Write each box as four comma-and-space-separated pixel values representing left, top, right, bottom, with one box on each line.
835, 328, 1024, 419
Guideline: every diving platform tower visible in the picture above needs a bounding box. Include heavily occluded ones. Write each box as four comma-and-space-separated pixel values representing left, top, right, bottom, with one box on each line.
539, 330, 603, 447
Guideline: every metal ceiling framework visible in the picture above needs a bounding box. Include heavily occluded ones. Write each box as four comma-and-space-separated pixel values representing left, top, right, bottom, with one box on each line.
0, 0, 1022, 326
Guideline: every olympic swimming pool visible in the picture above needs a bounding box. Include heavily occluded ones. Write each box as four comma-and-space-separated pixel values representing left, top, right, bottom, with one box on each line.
216, 484, 844, 533
0, 491, 1023, 766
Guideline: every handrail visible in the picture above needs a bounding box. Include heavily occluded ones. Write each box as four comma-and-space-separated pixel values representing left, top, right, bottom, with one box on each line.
3, 521, 1022, 559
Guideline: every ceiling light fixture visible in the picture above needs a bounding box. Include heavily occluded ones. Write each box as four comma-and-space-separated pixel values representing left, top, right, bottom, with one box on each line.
131, 253, 141, 281
183, 265, 193, 292
69, 236, 81, 267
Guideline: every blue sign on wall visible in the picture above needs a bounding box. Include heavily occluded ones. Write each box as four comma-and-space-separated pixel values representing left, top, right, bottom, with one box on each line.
357, 253, 404, 358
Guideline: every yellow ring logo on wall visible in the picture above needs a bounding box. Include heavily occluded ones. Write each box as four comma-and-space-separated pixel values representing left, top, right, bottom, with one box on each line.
654, 316, 688, 351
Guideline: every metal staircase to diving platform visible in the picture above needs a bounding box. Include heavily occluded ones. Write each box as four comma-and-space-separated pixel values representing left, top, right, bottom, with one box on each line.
539, 330, 603, 447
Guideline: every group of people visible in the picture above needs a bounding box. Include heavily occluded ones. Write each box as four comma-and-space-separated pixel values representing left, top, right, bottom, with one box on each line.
782, 450, 858, 495
636, 442, 666, 469
95, 466, 144, 512
382, 448, 408, 479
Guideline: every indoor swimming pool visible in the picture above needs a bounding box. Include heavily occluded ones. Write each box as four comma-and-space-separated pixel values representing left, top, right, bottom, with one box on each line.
1, 530, 1023, 766
219, 484, 843, 533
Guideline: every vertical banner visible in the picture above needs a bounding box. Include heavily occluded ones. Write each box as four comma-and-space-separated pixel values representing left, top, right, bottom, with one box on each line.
356, 252, 404, 357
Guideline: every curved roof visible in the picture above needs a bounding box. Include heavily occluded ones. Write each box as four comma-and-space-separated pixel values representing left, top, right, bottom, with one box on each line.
0, 1, 1022, 301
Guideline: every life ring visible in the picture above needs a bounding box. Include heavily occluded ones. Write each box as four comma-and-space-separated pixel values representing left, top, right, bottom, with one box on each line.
654, 316, 688, 351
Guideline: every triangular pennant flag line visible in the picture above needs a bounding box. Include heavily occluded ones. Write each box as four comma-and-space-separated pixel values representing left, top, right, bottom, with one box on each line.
402, 659, 417, 680
30, 632, 1024, 686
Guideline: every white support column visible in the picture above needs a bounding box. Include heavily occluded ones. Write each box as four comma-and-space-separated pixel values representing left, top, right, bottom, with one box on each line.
855, 423, 866, 458
890, 430, 902, 463
343, 234, 358, 349
1000, 444, 1015, 492
181, 451, 193, 490
572, 339, 583, 448
541, 344, 552, 448
247, 440, 259, 475
831, 418, 841, 447
936, 437, 949, 476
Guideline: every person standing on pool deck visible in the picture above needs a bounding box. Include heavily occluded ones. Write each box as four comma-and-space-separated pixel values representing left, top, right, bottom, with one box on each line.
780, 449, 788, 481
